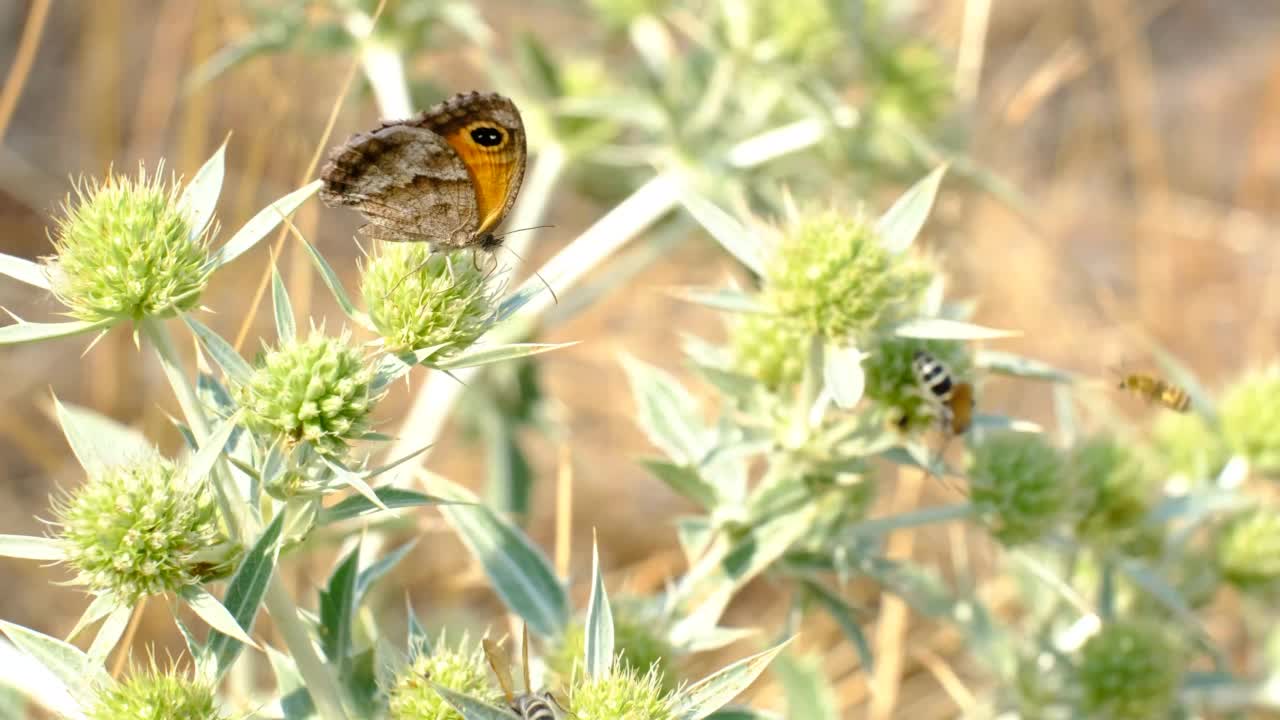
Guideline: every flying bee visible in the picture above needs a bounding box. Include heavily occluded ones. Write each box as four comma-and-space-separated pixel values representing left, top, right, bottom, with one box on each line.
912, 350, 975, 435
1116, 371, 1191, 412
483, 626, 559, 720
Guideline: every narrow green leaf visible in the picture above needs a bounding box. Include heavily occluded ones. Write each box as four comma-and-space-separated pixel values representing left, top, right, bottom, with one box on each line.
319, 545, 359, 679
265, 645, 316, 720
0, 620, 110, 707
434, 684, 518, 720
823, 345, 866, 410
675, 516, 714, 564
975, 350, 1075, 383
681, 626, 759, 654
433, 342, 579, 371
406, 599, 431, 660
87, 605, 133, 661
0, 318, 109, 345
212, 180, 322, 268
66, 594, 116, 641
355, 541, 417, 604
178, 141, 226, 239
0, 252, 50, 289
53, 395, 154, 472
666, 287, 768, 314
804, 581, 874, 672
172, 615, 211, 683
621, 354, 711, 465
584, 537, 614, 678
180, 585, 259, 648
678, 191, 765, 276
876, 165, 946, 254
317, 487, 455, 526
207, 512, 285, 678
0, 535, 64, 561
435, 478, 568, 638
671, 638, 793, 720
185, 414, 240, 488
641, 459, 720, 509
322, 459, 388, 511
485, 417, 533, 522
773, 653, 838, 720
271, 264, 296, 344
299, 236, 367, 327
184, 315, 253, 385
894, 317, 1021, 340
701, 709, 781, 720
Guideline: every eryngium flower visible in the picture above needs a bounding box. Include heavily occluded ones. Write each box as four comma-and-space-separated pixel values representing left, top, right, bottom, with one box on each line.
1078, 620, 1184, 720
362, 245, 496, 357
55, 456, 224, 605
547, 599, 678, 694
1150, 410, 1230, 482
86, 664, 225, 720
1216, 507, 1280, 590
968, 433, 1070, 545
729, 310, 808, 389
388, 636, 501, 720
1220, 367, 1280, 475
1069, 435, 1156, 549
765, 211, 932, 344
234, 329, 380, 459
47, 164, 211, 323
570, 665, 672, 720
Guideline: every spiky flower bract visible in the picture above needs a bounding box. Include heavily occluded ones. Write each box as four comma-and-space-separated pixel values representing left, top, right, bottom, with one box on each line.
233, 329, 380, 460
968, 433, 1069, 546
548, 598, 678, 694
362, 245, 497, 357
766, 211, 932, 345
1216, 507, 1280, 591
1069, 434, 1156, 550
1220, 367, 1280, 475
729, 310, 808, 389
55, 455, 226, 605
388, 637, 500, 720
86, 663, 224, 720
1150, 410, 1230, 482
47, 164, 211, 324
1078, 620, 1184, 720
570, 665, 673, 720
864, 336, 971, 432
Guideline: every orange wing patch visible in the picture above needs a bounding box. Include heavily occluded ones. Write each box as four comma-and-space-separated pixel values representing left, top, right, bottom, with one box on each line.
441, 121, 523, 235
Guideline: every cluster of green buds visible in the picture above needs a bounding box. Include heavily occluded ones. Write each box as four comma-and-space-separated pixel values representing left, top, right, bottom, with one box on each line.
1077, 620, 1185, 720
968, 432, 1071, 546
86, 663, 224, 720
388, 636, 500, 720
1219, 367, 1280, 475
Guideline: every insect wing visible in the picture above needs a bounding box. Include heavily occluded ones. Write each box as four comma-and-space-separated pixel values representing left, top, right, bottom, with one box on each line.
483, 638, 516, 703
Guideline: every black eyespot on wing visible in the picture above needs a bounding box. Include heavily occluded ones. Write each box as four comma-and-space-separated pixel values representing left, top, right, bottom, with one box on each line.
471, 126, 504, 147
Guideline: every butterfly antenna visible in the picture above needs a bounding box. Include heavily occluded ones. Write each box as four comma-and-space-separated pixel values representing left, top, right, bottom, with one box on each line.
521, 624, 532, 694
497, 242, 558, 305
492, 224, 555, 240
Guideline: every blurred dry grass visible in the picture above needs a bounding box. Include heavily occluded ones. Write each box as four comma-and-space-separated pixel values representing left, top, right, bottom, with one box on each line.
3, 1, 1280, 717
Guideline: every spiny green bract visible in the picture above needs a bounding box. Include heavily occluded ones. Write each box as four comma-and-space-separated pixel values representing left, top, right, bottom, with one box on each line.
1078, 620, 1184, 720
362, 245, 496, 357
1150, 410, 1230, 482
48, 165, 211, 324
864, 336, 971, 432
86, 666, 224, 720
547, 599, 678, 694
968, 433, 1070, 546
1216, 507, 1280, 591
1219, 367, 1280, 474
388, 639, 500, 720
729, 310, 808, 389
1069, 434, 1156, 550
570, 665, 672, 720
55, 455, 225, 605
233, 329, 380, 459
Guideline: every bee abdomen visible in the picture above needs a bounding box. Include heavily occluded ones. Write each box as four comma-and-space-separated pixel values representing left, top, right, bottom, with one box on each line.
912, 351, 954, 399
515, 696, 556, 720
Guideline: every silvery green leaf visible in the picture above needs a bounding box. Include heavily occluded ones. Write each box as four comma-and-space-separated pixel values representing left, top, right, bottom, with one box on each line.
86, 605, 132, 661
803, 581, 874, 673
584, 538, 615, 678
671, 638, 793, 720
319, 545, 359, 678
434, 684, 518, 720
172, 615, 211, 683
321, 459, 388, 511
773, 653, 838, 720
299, 236, 369, 328
178, 141, 226, 239
265, 644, 316, 720
0, 620, 111, 708
680, 625, 759, 654
184, 315, 253, 385
406, 599, 431, 660
823, 345, 866, 410
211, 180, 321, 268
355, 541, 417, 605
895, 317, 1021, 340
53, 395, 153, 472
975, 350, 1075, 383
970, 414, 1042, 433
434, 478, 568, 638
0, 535, 64, 561
849, 503, 974, 537
271, 264, 295, 343
0, 252, 50, 289
185, 414, 239, 488
677, 194, 765, 275
180, 585, 259, 648
667, 287, 768, 314
876, 165, 946, 254
207, 512, 284, 679
701, 709, 781, 720
66, 594, 115, 641
642, 459, 720, 509
433, 342, 578, 371
317, 487, 454, 526
0, 318, 110, 345
622, 354, 712, 465
370, 345, 450, 391
675, 516, 715, 563
1216, 456, 1249, 490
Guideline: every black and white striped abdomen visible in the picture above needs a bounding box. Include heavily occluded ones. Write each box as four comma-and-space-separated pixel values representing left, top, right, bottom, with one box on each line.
912, 350, 954, 400
513, 694, 557, 720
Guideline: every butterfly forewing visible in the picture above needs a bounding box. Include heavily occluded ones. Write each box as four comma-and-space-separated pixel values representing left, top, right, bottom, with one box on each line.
482, 637, 516, 704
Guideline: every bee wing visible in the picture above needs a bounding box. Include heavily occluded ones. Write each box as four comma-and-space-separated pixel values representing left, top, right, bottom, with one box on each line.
949, 382, 975, 434
483, 637, 516, 703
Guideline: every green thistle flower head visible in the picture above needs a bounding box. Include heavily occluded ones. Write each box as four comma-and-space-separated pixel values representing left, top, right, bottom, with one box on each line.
548, 598, 678, 694
361, 245, 497, 357
1078, 620, 1185, 720
234, 329, 381, 459
968, 433, 1070, 546
728, 310, 808, 389
48, 164, 211, 324
864, 336, 971, 432
1220, 367, 1280, 475
1216, 507, 1280, 591
86, 662, 224, 720
54, 455, 226, 605
766, 211, 932, 344
388, 635, 500, 720
1069, 434, 1156, 549
1150, 410, 1230, 482
570, 665, 672, 720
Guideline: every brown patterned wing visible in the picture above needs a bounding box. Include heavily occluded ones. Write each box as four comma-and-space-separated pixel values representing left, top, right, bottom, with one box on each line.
320, 123, 480, 246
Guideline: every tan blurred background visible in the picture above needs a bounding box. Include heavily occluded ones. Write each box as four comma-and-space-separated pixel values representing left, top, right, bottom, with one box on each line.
3, 1, 1280, 717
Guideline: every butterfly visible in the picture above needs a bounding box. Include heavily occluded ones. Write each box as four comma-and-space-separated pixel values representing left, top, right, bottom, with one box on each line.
319, 91, 526, 251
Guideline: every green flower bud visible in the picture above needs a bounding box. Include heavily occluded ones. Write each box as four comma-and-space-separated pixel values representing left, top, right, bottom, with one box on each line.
1220, 367, 1280, 474
749, 0, 841, 66
864, 336, 971, 432
585, 0, 672, 28
548, 599, 678, 694
86, 664, 224, 720
968, 433, 1070, 546
766, 211, 932, 344
47, 165, 211, 324
728, 311, 807, 389
55, 455, 227, 605
388, 636, 499, 720
234, 329, 381, 459
1069, 435, 1156, 549
361, 245, 496, 358
570, 665, 672, 720
1150, 410, 1230, 482
1078, 620, 1184, 720
1216, 508, 1280, 590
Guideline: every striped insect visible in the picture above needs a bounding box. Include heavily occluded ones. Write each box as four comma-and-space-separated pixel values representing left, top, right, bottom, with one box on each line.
483, 626, 559, 720
1116, 371, 1191, 413
912, 350, 975, 435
